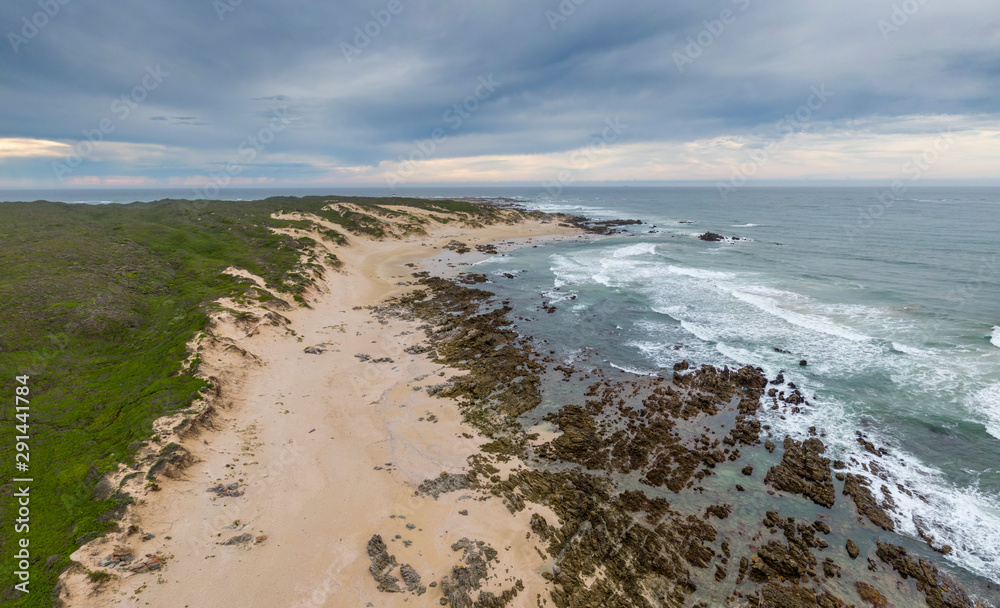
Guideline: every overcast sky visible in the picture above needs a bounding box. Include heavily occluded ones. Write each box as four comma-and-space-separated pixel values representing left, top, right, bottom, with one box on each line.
0, 0, 997, 189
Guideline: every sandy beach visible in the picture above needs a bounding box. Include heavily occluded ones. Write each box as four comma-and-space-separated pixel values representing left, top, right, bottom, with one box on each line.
59, 216, 585, 607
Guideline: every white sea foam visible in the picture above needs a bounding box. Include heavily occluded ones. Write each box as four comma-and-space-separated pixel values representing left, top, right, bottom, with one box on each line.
548, 254, 591, 288
969, 384, 1000, 440
679, 320, 716, 342
609, 362, 658, 376
665, 265, 736, 281
542, 289, 578, 304
732, 223, 760, 227
992, 326, 1000, 349
715, 342, 756, 365
730, 290, 871, 342
491, 269, 525, 277
611, 242, 659, 258
761, 390, 1000, 583
891, 342, 933, 356
870, 447, 1000, 583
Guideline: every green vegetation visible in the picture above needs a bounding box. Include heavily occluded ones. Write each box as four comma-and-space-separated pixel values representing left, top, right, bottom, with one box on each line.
0, 194, 507, 606
85, 570, 112, 585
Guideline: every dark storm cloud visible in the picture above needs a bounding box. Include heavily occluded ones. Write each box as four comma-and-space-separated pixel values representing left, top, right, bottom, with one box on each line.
0, 0, 996, 183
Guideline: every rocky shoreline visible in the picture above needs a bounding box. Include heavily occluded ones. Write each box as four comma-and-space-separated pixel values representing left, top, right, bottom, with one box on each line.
372, 269, 996, 608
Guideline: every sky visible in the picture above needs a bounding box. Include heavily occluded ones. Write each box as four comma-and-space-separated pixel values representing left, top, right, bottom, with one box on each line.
0, 0, 998, 190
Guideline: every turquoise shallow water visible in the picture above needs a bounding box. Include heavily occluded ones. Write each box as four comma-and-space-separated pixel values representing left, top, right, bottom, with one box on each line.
465, 186, 1000, 587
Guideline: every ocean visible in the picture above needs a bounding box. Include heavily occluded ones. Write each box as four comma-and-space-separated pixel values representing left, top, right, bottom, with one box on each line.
5, 185, 999, 590
473, 186, 1000, 592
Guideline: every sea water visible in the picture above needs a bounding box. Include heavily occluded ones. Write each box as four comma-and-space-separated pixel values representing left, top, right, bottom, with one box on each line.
471, 186, 1000, 590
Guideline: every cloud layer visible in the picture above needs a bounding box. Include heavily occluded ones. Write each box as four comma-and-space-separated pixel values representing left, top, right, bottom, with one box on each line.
1, 0, 998, 187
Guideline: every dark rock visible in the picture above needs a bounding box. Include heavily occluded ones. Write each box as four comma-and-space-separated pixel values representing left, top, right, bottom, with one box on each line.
846, 539, 860, 559
854, 582, 888, 607
736, 556, 750, 584
443, 240, 471, 254
842, 474, 895, 530
760, 583, 819, 608
367, 534, 402, 593
876, 541, 975, 608
399, 564, 426, 595
562, 217, 643, 235
440, 538, 516, 608
457, 273, 488, 284
221, 533, 253, 546
699, 232, 725, 242
757, 538, 816, 579
765, 437, 835, 507
417, 472, 475, 499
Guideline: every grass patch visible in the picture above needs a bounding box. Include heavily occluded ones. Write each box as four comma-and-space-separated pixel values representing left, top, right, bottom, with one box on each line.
86, 570, 113, 585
